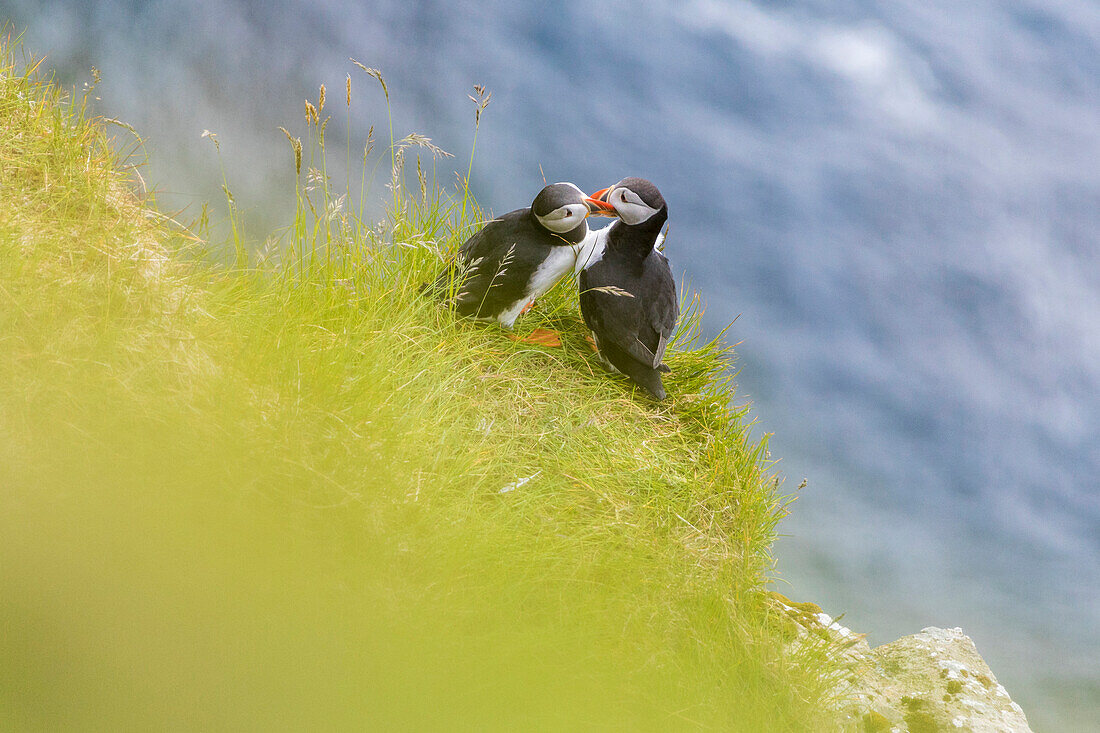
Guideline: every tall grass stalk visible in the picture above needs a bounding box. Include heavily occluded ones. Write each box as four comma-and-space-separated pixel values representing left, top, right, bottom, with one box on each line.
460, 84, 491, 231
202, 129, 246, 266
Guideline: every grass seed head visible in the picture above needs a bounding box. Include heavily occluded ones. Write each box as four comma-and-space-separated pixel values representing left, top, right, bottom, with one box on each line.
363, 125, 375, 160
469, 84, 492, 125
588, 285, 635, 298
390, 147, 405, 190
279, 126, 302, 176
350, 58, 388, 102
305, 100, 318, 125
318, 83, 326, 114
201, 128, 220, 152
397, 132, 454, 159
345, 74, 351, 107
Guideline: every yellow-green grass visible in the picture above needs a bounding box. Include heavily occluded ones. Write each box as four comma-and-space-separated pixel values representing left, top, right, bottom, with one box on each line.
0, 34, 846, 731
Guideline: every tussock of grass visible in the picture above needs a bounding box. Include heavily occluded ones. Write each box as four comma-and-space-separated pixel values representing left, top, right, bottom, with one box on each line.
0, 34, 846, 731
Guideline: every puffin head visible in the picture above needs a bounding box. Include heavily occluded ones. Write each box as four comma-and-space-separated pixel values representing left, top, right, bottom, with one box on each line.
532, 182, 616, 241
585, 177, 666, 227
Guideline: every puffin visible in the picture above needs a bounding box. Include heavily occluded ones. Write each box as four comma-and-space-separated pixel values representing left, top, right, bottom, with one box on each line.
429, 182, 615, 328
577, 177, 678, 400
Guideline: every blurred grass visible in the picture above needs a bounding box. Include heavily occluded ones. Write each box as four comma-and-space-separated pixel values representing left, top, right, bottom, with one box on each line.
0, 32, 846, 731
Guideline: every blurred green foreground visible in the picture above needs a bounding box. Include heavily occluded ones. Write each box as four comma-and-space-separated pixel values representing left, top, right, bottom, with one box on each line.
0, 36, 842, 730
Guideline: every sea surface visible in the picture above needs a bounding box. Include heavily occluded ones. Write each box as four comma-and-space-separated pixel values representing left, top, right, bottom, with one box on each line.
8, 1, 1100, 729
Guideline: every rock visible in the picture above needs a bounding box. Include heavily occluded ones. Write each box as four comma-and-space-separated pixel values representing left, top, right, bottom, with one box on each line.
854, 626, 1032, 732
769, 594, 1033, 732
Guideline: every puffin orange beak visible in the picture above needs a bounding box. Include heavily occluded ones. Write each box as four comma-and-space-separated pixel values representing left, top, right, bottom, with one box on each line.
590, 187, 611, 202
584, 188, 617, 217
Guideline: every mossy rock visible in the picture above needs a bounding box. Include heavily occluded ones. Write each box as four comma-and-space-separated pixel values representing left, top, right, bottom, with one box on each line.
845, 627, 1033, 732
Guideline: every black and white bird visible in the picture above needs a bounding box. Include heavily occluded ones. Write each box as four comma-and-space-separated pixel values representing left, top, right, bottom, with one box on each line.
577, 178, 678, 400
430, 182, 614, 328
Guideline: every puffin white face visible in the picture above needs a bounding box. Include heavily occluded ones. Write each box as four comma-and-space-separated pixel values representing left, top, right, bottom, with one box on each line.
605, 186, 662, 225
535, 203, 591, 234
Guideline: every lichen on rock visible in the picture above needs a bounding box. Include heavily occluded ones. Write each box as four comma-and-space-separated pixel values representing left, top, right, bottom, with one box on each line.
770, 594, 1033, 732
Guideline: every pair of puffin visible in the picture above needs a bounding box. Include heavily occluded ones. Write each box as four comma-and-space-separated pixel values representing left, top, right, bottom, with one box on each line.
429, 178, 677, 400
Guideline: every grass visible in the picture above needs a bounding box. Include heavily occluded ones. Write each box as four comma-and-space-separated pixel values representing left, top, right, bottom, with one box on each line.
0, 33, 847, 731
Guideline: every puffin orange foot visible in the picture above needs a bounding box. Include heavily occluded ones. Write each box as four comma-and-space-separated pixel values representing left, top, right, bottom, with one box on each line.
520, 301, 535, 314
506, 328, 562, 347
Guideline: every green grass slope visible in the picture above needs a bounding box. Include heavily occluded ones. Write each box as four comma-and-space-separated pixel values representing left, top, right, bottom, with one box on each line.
0, 37, 844, 730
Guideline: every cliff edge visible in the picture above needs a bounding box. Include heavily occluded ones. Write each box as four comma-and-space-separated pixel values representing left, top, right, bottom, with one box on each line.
775, 596, 1033, 732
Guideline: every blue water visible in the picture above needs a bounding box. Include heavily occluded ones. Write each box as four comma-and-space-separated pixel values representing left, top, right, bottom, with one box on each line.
9, 1, 1100, 728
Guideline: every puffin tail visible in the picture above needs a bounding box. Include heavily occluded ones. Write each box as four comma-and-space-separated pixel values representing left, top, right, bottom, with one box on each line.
620, 358, 669, 401
643, 376, 668, 401
599, 341, 669, 401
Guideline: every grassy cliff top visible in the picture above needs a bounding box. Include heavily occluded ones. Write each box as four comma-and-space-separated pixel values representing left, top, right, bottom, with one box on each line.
0, 35, 844, 730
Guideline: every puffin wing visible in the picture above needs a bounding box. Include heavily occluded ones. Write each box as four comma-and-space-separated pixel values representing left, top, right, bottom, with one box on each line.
633, 253, 678, 367
447, 210, 529, 308
581, 253, 678, 369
